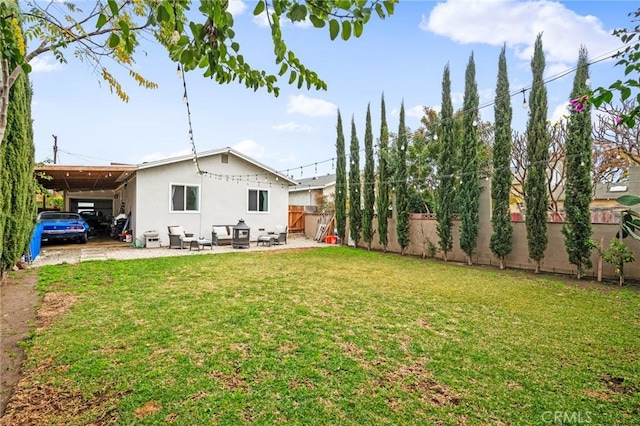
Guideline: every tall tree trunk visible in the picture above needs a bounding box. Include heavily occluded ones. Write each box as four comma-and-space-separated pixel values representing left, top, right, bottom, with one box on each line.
499, 257, 505, 270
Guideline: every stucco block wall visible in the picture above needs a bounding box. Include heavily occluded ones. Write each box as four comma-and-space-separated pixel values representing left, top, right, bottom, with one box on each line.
305, 181, 639, 281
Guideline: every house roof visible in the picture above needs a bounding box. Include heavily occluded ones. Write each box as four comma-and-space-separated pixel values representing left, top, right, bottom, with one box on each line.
289, 174, 336, 193
35, 164, 137, 191
137, 147, 297, 185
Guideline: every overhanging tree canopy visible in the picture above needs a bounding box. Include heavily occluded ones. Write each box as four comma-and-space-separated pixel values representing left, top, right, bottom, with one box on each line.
0, 0, 398, 144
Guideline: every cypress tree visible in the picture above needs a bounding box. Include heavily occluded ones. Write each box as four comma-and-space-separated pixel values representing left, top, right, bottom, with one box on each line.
362, 103, 375, 250
376, 94, 390, 251
436, 64, 455, 261
335, 110, 347, 244
1, 72, 35, 274
459, 53, 480, 266
490, 45, 514, 270
396, 102, 410, 254
349, 116, 362, 247
562, 46, 593, 279
524, 33, 550, 273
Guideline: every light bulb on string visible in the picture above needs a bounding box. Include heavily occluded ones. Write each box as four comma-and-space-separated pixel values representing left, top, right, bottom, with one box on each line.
176, 64, 182, 78
171, 30, 180, 44
182, 91, 188, 103
521, 89, 528, 109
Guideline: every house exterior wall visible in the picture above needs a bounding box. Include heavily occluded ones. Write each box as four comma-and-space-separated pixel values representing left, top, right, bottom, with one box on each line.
115, 175, 137, 235
289, 189, 319, 207
134, 153, 289, 245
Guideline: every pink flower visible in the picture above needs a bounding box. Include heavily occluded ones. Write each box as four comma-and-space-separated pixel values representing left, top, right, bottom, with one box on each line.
569, 94, 589, 113
616, 117, 623, 125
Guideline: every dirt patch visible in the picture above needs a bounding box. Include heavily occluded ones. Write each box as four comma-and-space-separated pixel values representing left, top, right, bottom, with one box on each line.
36, 292, 77, 331
0, 271, 39, 417
134, 401, 161, 419
602, 374, 637, 395
382, 358, 460, 408
209, 370, 247, 392
1, 358, 125, 425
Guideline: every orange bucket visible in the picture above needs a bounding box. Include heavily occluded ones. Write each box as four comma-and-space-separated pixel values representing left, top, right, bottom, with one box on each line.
325, 235, 337, 244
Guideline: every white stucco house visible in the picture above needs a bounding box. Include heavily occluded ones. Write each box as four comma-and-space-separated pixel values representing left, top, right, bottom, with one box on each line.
115, 147, 296, 246
289, 174, 336, 212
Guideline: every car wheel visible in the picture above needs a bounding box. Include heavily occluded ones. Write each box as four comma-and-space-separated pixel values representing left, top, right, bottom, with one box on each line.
79, 233, 88, 244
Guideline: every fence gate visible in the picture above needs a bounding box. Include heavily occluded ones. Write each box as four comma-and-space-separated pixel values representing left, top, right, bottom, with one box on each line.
288, 205, 305, 233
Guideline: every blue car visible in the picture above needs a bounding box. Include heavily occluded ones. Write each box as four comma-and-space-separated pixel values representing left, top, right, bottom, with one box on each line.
37, 211, 89, 244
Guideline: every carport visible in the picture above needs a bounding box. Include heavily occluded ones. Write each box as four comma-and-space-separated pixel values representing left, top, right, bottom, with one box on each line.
35, 164, 137, 232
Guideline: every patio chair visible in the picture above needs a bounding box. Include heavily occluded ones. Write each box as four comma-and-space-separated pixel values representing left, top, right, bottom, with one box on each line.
274, 225, 288, 244
167, 225, 197, 249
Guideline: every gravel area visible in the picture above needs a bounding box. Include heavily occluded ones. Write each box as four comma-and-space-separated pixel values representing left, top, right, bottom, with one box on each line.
31, 234, 325, 267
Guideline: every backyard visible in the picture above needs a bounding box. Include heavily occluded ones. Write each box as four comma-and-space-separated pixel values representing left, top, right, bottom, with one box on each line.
2, 246, 639, 425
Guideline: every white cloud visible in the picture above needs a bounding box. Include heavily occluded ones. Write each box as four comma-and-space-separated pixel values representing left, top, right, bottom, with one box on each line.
233, 139, 266, 159
407, 105, 425, 119
273, 121, 315, 132
253, 11, 270, 28
292, 19, 312, 28
30, 56, 63, 73
287, 94, 337, 117
421, 0, 620, 71
550, 101, 571, 124
227, 0, 247, 16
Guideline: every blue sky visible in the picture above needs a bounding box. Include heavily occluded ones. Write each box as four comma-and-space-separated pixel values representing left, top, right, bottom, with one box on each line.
28, 0, 635, 177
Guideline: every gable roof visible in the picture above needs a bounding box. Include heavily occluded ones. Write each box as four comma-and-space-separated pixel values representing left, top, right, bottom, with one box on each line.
137, 147, 297, 185
289, 174, 336, 193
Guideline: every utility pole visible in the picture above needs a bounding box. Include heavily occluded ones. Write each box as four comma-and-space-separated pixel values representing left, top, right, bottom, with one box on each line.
52, 134, 58, 164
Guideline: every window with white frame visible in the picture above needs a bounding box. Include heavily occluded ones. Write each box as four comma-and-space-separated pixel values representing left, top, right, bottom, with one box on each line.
170, 184, 200, 212
248, 188, 269, 212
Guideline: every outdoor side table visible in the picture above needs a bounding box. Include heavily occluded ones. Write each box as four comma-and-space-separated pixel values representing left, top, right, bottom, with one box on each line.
190, 239, 213, 251
257, 235, 277, 246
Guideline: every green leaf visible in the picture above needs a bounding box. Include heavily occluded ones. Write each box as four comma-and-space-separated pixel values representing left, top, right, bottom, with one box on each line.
621, 86, 631, 101
107, 0, 119, 16
354, 20, 363, 37
341, 20, 351, 41
289, 70, 297, 85
616, 195, 640, 206
21, 62, 32, 74
231, 42, 240, 52
297, 73, 303, 89
119, 20, 130, 35
278, 62, 288, 76
253, 0, 265, 16
290, 4, 307, 22
96, 13, 107, 29
180, 49, 193, 65
108, 33, 120, 48
329, 19, 339, 41
157, 3, 170, 22
383, 0, 395, 15
603, 90, 613, 103
374, 3, 385, 19
309, 14, 325, 28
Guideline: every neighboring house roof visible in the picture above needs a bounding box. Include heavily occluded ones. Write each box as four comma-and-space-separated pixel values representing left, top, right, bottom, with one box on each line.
137, 147, 297, 185
289, 174, 336, 193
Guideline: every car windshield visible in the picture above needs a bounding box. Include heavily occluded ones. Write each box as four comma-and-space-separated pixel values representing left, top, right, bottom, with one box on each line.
39, 212, 82, 220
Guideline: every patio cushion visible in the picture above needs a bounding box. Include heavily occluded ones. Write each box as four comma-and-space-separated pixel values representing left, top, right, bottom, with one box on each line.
212, 226, 230, 237
168, 225, 186, 237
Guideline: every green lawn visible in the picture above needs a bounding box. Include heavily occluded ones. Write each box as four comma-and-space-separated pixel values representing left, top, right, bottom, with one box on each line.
7, 247, 640, 425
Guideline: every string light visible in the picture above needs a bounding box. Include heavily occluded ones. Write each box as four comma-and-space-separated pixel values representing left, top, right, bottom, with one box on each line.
170, 40, 621, 187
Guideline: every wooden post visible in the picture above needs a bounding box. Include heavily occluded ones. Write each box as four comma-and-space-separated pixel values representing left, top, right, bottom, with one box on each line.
597, 236, 603, 282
